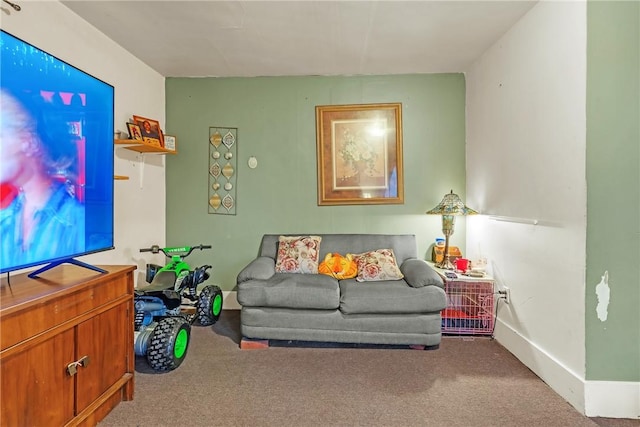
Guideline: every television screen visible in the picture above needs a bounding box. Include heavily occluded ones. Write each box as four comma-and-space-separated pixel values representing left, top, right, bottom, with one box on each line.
0, 30, 115, 275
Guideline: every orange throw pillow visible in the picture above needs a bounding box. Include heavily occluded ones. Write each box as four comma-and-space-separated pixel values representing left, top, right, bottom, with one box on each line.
318, 253, 358, 279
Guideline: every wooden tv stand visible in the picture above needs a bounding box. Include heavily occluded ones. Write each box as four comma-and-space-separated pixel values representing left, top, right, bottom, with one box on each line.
0, 265, 136, 426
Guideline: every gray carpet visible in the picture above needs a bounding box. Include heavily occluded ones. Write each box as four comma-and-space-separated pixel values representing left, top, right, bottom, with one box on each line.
99, 311, 636, 427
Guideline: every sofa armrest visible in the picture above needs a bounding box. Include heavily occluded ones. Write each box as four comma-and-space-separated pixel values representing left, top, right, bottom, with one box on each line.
237, 256, 276, 283
400, 259, 444, 288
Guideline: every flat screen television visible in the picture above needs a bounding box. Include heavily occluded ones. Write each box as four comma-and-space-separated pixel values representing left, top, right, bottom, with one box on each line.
0, 30, 115, 278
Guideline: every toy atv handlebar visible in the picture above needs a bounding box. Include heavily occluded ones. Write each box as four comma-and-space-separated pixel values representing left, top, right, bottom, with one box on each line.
140, 244, 212, 258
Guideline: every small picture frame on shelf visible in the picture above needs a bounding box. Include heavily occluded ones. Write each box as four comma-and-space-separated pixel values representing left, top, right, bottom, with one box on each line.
163, 135, 176, 152
126, 122, 143, 141
132, 115, 163, 147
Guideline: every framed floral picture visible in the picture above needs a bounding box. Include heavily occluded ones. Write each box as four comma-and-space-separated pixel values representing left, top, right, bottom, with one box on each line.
315, 103, 404, 205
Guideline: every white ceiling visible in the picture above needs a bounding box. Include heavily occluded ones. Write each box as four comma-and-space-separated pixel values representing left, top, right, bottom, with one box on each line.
61, 0, 537, 78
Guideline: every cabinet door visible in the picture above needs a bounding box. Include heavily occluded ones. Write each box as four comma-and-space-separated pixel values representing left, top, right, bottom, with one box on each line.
75, 302, 130, 413
1, 329, 75, 426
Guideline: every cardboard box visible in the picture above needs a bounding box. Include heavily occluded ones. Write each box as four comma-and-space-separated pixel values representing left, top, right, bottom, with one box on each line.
432, 246, 462, 263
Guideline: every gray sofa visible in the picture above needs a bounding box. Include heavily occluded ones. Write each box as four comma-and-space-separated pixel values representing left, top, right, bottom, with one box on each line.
236, 234, 447, 349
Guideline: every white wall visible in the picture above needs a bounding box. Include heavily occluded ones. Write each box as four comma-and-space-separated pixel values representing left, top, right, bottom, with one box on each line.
465, 0, 587, 413
1, 1, 167, 284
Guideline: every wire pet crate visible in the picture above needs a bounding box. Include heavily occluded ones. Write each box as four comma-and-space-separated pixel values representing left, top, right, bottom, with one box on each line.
441, 280, 495, 335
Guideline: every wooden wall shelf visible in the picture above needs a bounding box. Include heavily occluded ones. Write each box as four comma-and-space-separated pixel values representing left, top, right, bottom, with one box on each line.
115, 138, 176, 154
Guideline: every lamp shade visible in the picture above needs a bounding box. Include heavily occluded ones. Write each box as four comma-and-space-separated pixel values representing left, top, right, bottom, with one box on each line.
426, 190, 478, 216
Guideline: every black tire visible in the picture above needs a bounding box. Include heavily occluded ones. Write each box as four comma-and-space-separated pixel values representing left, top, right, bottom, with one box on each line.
197, 285, 223, 326
146, 317, 191, 371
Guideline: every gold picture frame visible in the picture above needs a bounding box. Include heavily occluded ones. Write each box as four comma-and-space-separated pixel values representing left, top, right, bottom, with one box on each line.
315, 103, 404, 205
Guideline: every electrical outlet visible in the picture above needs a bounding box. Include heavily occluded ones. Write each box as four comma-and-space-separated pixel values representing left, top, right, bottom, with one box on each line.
499, 286, 511, 304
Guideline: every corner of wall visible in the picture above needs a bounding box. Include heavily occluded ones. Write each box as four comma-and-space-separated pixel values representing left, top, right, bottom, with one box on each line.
493, 318, 586, 414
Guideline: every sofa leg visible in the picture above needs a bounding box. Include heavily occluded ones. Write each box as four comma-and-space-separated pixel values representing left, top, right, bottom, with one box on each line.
410, 344, 440, 350
240, 338, 270, 350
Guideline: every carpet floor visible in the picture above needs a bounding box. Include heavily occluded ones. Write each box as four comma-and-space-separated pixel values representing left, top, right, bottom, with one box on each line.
99, 311, 637, 427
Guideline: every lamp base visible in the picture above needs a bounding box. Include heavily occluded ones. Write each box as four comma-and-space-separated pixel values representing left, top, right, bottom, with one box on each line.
435, 256, 455, 270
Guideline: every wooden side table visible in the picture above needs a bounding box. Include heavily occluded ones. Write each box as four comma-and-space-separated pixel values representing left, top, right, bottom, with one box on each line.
428, 263, 496, 336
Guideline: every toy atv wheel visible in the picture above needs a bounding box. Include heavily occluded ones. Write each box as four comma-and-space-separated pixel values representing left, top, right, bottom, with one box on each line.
147, 317, 191, 371
197, 285, 223, 326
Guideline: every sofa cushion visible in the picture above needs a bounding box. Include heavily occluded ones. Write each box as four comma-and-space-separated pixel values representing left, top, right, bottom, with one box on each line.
350, 249, 404, 282
274, 235, 322, 274
339, 278, 447, 315
237, 273, 340, 309
241, 307, 443, 336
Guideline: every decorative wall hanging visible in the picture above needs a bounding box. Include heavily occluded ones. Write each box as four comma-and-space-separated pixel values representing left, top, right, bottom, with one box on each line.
315, 103, 404, 206
209, 127, 237, 215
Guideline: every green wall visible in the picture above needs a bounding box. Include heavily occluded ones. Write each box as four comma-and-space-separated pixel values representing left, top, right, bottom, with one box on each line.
165, 74, 467, 290
586, 1, 640, 381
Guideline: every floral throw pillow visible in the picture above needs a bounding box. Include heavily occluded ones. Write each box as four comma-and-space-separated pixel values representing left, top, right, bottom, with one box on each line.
274, 235, 322, 274
351, 249, 404, 282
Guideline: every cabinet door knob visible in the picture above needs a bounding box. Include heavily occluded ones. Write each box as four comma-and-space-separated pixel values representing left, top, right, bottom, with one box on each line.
66, 363, 78, 376
78, 355, 90, 367
66, 356, 90, 376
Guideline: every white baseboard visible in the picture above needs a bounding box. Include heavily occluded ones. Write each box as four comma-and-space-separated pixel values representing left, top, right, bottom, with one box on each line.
585, 381, 640, 419
494, 318, 639, 419
222, 290, 240, 310
493, 318, 586, 413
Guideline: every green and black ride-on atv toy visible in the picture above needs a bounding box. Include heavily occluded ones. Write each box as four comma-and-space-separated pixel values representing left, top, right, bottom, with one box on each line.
134, 244, 223, 371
